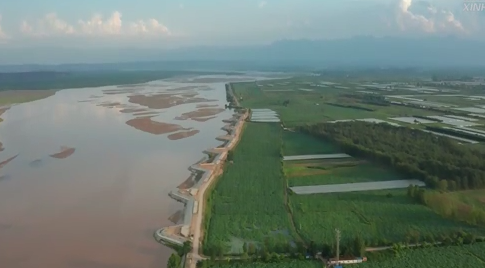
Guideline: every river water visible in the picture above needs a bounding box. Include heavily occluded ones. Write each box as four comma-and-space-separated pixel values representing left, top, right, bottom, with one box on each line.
0, 74, 270, 268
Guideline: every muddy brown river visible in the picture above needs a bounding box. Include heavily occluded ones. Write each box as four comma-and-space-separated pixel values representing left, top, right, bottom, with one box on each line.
0, 75, 273, 268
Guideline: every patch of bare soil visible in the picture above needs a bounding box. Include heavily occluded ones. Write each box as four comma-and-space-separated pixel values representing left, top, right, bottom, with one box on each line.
50, 146, 76, 159
168, 210, 184, 224
196, 104, 219, 108
175, 108, 225, 121
192, 116, 217, 122
126, 116, 187, 135
119, 108, 147, 113
128, 93, 217, 109
0, 154, 18, 169
167, 130, 200, 140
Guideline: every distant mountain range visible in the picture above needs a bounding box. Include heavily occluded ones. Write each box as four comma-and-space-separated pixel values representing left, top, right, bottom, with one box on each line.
1, 36, 484, 71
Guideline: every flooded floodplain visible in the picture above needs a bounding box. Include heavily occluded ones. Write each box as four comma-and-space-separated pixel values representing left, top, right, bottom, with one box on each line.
0, 74, 273, 268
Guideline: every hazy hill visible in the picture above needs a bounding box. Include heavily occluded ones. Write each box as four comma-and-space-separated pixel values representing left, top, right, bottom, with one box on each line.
0, 36, 484, 69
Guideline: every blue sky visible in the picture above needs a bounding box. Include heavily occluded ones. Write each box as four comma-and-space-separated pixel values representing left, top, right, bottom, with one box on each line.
0, 0, 483, 48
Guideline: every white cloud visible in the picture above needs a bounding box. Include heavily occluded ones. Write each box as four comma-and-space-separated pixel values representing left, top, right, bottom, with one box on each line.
0, 15, 10, 41
258, 1, 267, 9
78, 11, 123, 35
21, 11, 171, 38
396, 0, 465, 34
129, 19, 171, 35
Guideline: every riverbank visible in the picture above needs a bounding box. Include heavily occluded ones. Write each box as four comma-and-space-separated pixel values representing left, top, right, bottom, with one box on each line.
154, 108, 248, 264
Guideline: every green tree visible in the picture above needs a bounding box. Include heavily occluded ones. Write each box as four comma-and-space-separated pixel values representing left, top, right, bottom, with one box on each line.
352, 235, 365, 256
167, 253, 181, 268
182, 241, 192, 255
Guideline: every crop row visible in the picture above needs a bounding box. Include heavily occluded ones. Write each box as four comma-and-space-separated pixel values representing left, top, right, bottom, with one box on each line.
289, 189, 483, 247
361, 243, 485, 268
204, 122, 296, 254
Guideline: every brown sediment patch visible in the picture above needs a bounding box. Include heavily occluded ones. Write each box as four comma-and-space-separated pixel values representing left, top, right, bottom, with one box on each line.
167, 130, 200, 140
191, 116, 217, 122
0, 90, 56, 105
0, 154, 18, 169
97, 102, 122, 108
166, 86, 199, 92
181, 92, 198, 98
176, 108, 225, 121
50, 146, 76, 159
196, 104, 219, 108
133, 111, 161, 116
128, 93, 217, 109
119, 108, 147, 113
168, 210, 184, 224
126, 116, 187, 135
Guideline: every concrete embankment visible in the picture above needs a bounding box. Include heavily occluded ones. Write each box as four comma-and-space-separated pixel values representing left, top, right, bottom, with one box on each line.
154, 109, 247, 249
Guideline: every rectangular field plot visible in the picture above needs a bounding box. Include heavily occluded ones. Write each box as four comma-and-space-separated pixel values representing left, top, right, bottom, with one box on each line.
282, 131, 341, 155
286, 162, 407, 187
289, 190, 483, 246
290, 179, 425, 195
283, 154, 351, 161
361, 244, 485, 268
205, 123, 296, 254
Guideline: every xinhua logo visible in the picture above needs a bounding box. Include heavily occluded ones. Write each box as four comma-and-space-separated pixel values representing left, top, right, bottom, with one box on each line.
463, 1, 485, 11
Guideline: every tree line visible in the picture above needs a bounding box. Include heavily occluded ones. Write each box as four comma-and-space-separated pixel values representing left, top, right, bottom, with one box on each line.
297, 121, 485, 190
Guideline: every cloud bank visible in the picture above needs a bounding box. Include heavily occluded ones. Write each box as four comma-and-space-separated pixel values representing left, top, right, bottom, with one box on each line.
395, 0, 465, 34
20, 11, 170, 38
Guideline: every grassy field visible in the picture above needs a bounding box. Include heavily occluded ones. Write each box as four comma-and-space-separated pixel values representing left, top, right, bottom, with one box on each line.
282, 131, 340, 155
289, 189, 484, 246
286, 162, 406, 187
204, 122, 296, 254
361, 243, 485, 268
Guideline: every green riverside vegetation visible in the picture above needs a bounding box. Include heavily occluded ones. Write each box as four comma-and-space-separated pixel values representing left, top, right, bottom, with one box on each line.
204, 122, 297, 255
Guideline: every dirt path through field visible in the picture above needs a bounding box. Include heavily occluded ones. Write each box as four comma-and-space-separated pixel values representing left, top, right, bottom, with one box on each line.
188, 111, 248, 268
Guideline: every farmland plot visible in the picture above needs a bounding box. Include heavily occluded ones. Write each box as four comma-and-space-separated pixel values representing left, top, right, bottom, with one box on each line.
361, 244, 485, 268
289, 190, 483, 246
282, 131, 341, 156
209, 260, 322, 268
205, 123, 296, 253
286, 163, 406, 187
